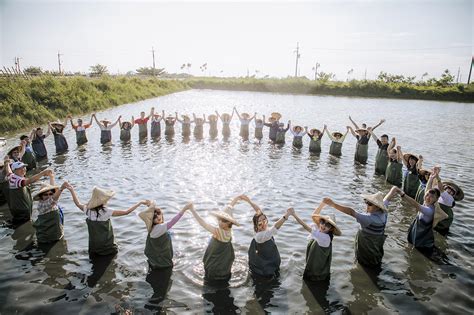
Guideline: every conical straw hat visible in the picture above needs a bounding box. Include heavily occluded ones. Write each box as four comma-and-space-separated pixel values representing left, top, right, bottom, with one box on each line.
312, 214, 342, 236
139, 201, 158, 233
33, 182, 59, 201
361, 192, 388, 212
211, 206, 240, 226
87, 186, 115, 209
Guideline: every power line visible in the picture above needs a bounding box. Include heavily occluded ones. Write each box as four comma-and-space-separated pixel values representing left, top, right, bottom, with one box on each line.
307, 45, 471, 52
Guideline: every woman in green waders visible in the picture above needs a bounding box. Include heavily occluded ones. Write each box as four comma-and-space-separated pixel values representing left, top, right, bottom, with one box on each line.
292, 202, 341, 281
188, 196, 242, 283
175, 113, 192, 138
403, 153, 423, 199
324, 125, 349, 157
322, 192, 389, 267
415, 169, 431, 204
348, 126, 370, 164
20, 135, 37, 170
367, 128, 389, 175
66, 184, 150, 256
32, 177, 69, 244
4, 160, 53, 225
68, 115, 93, 146
207, 114, 219, 139
119, 116, 135, 142
385, 138, 404, 187
307, 126, 326, 154
139, 201, 192, 269
216, 110, 235, 139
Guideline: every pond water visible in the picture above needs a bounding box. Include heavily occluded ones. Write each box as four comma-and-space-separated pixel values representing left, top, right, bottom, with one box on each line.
0, 89, 473, 314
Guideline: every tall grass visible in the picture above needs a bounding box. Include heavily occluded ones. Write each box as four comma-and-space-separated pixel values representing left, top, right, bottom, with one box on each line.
0, 76, 188, 133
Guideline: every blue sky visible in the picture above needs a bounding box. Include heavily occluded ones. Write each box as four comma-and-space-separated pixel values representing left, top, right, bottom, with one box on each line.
1, 0, 472, 80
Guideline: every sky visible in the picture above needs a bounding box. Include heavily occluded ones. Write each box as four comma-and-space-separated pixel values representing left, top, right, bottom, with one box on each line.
1, 0, 473, 81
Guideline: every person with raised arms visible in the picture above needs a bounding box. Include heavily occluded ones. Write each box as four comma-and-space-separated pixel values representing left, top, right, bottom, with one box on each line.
275, 121, 290, 145
367, 127, 390, 175
164, 114, 176, 137
66, 184, 150, 256
193, 113, 206, 139
402, 153, 423, 198
20, 135, 37, 170
7, 141, 25, 163
49, 120, 69, 154
188, 196, 241, 283
385, 138, 403, 187
31, 125, 51, 161
207, 114, 219, 139
254, 115, 265, 142
264, 112, 281, 143
415, 169, 431, 204
119, 116, 135, 142
307, 126, 326, 154
291, 201, 341, 281
150, 110, 164, 139
324, 125, 349, 157
175, 113, 192, 138
216, 109, 235, 139
289, 124, 306, 149
135, 107, 154, 140
234, 107, 256, 141
348, 117, 385, 164
93, 114, 121, 144
68, 114, 93, 146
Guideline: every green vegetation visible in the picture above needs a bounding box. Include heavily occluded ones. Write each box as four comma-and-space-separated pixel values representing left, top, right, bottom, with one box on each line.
186, 77, 474, 103
0, 76, 188, 133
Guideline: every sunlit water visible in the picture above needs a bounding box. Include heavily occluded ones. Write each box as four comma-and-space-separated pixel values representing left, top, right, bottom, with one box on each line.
0, 89, 473, 314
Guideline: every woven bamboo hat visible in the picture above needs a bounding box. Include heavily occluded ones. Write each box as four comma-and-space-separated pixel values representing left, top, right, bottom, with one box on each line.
332, 131, 343, 138
33, 182, 59, 201
241, 112, 250, 118
7, 145, 21, 157
51, 121, 65, 127
433, 202, 449, 228
139, 202, 159, 233
310, 128, 321, 136
361, 192, 388, 212
442, 181, 464, 201
208, 114, 217, 121
271, 112, 282, 120
293, 125, 303, 132
100, 119, 111, 124
211, 206, 240, 226
87, 187, 115, 209
403, 153, 419, 165
312, 214, 342, 236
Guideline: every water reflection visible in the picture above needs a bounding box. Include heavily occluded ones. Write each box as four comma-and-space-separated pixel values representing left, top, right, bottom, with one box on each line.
87, 253, 117, 288
145, 266, 173, 311
202, 283, 239, 314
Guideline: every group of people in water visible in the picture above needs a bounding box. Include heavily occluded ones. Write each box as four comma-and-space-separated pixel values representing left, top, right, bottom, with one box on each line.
0, 106, 465, 289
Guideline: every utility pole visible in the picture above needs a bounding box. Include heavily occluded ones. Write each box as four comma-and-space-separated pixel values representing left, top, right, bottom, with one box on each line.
57, 51, 63, 74
294, 42, 300, 77
456, 67, 460, 83
151, 47, 156, 76
364, 68, 367, 80
467, 56, 473, 84
313, 62, 320, 80
14, 57, 19, 71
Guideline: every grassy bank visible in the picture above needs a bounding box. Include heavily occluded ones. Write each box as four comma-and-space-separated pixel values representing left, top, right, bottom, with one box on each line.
187, 77, 474, 102
0, 76, 189, 133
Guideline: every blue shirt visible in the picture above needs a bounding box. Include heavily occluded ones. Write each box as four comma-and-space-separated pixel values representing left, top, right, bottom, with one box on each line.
355, 208, 388, 235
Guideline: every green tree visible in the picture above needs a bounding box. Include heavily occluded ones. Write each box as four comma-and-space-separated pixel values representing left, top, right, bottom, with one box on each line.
89, 64, 109, 77
136, 67, 166, 76
23, 66, 43, 76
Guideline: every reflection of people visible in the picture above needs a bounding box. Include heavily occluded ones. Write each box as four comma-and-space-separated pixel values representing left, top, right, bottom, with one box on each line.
301, 278, 331, 314
145, 266, 173, 311
87, 252, 117, 288
202, 286, 239, 314
189, 197, 241, 283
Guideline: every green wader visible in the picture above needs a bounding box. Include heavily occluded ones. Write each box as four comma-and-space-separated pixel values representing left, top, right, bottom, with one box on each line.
194, 125, 204, 138
76, 130, 88, 145
329, 141, 342, 156
165, 125, 175, 137
407, 217, 433, 249
292, 137, 303, 149
374, 148, 388, 175
86, 218, 118, 256
354, 143, 369, 164
0, 178, 9, 207
33, 210, 64, 243
240, 125, 250, 139
209, 122, 218, 139
145, 232, 173, 269
120, 129, 131, 142
415, 186, 426, 205
385, 161, 403, 187
403, 172, 420, 199
138, 124, 148, 139
222, 123, 231, 138
355, 230, 386, 267
248, 238, 281, 277
255, 128, 263, 140
275, 131, 286, 144
203, 237, 235, 282
9, 186, 33, 224
309, 138, 321, 154
303, 239, 332, 281
182, 123, 191, 137
22, 151, 37, 171
434, 204, 453, 236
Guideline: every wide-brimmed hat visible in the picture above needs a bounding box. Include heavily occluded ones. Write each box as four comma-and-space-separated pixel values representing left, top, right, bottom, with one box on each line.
221, 113, 231, 120
208, 114, 217, 120
87, 186, 115, 209
442, 180, 464, 201
7, 145, 21, 157
361, 192, 387, 212
181, 114, 190, 120
241, 112, 250, 118
33, 183, 59, 201
271, 112, 282, 120
51, 121, 65, 127
433, 202, 449, 228
121, 121, 131, 128
139, 202, 159, 233
310, 128, 321, 135
332, 131, 343, 138
293, 125, 303, 131
100, 119, 111, 124
312, 214, 342, 236
403, 153, 419, 165
211, 206, 240, 226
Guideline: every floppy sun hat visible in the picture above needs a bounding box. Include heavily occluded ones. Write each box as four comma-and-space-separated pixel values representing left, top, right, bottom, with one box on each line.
403, 153, 419, 165
211, 206, 240, 226
271, 112, 282, 120
361, 192, 388, 212
87, 186, 115, 209
311, 214, 342, 236
332, 131, 343, 138
442, 180, 464, 201
33, 183, 59, 201
139, 202, 160, 233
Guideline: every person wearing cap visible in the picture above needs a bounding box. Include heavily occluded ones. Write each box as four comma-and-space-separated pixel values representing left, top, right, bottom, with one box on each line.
254, 115, 265, 142
32, 175, 69, 243
237, 195, 291, 278
322, 192, 389, 267
188, 196, 242, 283
385, 169, 448, 255
415, 169, 432, 204
275, 121, 290, 145
307, 125, 326, 154
402, 153, 422, 199
65, 184, 149, 256
49, 120, 69, 154
4, 159, 53, 224
292, 202, 342, 281
119, 116, 135, 142
134, 107, 155, 140
264, 113, 281, 143
193, 113, 207, 139
431, 168, 464, 236
31, 125, 51, 161
234, 107, 256, 141
324, 125, 349, 157
164, 115, 176, 137
175, 112, 193, 138
139, 201, 192, 270
68, 114, 93, 145
207, 114, 219, 139
20, 135, 37, 170
289, 123, 306, 149
366, 127, 389, 175
93, 114, 121, 144
150, 109, 165, 139
385, 138, 403, 187
216, 109, 235, 139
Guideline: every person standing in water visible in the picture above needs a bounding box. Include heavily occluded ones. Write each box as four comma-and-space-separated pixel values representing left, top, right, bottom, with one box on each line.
291, 202, 342, 281
207, 114, 219, 139
289, 124, 306, 149
7, 142, 25, 163
68, 115, 93, 146
275, 121, 290, 145
307, 126, 326, 154
164, 115, 176, 138
93, 114, 121, 144
324, 125, 349, 157
216, 110, 234, 139
322, 191, 389, 267
150, 110, 165, 139
193, 113, 206, 139
264, 113, 281, 143
402, 153, 423, 199
385, 138, 403, 187
348, 117, 385, 164
50, 121, 69, 154
176, 113, 192, 138
135, 107, 155, 140
31, 126, 51, 161
19, 136, 36, 170
234, 107, 256, 141
188, 196, 242, 283
415, 169, 431, 204
367, 127, 390, 175
119, 116, 135, 142
254, 115, 265, 142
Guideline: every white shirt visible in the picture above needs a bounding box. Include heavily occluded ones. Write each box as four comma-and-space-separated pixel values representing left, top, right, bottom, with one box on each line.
254, 226, 278, 244
83, 205, 113, 221
309, 226, 331, 248
438, 191, 454, 207
150, 223, 168, 238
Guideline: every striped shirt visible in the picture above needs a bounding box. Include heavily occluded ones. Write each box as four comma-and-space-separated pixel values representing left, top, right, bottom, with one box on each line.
213, 227, 232, 242
37, 197, 59, 215
8, 173, 26, 189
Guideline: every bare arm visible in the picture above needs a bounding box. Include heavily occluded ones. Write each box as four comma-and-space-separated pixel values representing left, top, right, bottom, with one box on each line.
147, 107, 155, 120
93, 115, 104, 128
322, 197, 357, 218
250, 112, 257, 121
349, 116, 359, 129
109, 116, 121, 129
347, 126, 357, 138
112, 200, 150, 217
290, 208, 312, 233
273, 208, 291, 230
189, 206, 216, 234
215, 111, 222, 121
65, 184, 85, 211
175, 112, 182, 123
239, 195, 262, 214
416, 156, 423, 171
233, 107, 241, 120
387, 137, 396, 151
29, 129, 36, 140
52, 182, 67, 201
396, 145, 403, 162
24, 169, 51, 186
131, 116, 135, 128
19, 141, 26, 159
391, 186, 422, 211
367, 127, 379, 143
45, 123, 52, 138
89, 115, 94, 126
371, 119, 385, 131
